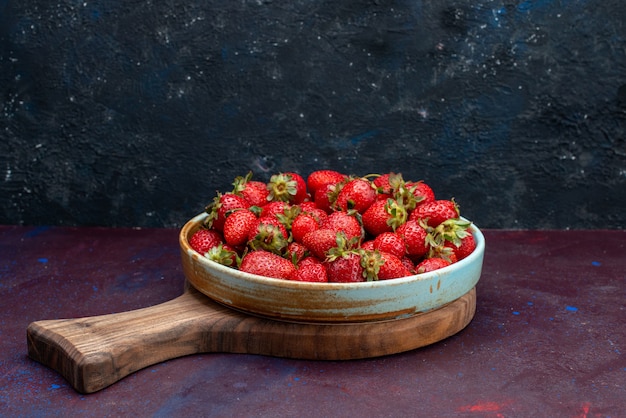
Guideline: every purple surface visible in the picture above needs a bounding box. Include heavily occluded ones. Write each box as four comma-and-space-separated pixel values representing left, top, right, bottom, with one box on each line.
1, 225, 624, 417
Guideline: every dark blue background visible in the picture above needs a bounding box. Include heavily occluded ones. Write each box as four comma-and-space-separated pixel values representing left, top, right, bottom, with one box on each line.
1, 0, 625, 228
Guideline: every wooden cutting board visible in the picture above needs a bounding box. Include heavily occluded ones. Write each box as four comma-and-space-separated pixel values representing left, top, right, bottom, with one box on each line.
27, 286, 476, 394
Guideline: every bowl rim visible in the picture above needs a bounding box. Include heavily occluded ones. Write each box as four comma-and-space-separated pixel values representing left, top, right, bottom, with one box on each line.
180, 212, 485, 289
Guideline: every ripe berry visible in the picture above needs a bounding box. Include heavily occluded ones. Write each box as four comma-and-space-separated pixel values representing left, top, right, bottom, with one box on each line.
223, 209, 257, 247
396, 220, 429, 259
289, 257, 328, 282
410, 199, 459, 227
306, 170, 346, 197
240, 250, 296, 279
189, 229, 223, 254
372, 232, 406, 259
416, 257, 451, 273
334, 178, 377, 213
321, 211, 362, 242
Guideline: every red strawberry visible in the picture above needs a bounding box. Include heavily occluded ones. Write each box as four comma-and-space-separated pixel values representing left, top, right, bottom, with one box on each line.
298, 201, 318, 212
247, 216, 289, 254
362, 200, 392, 236
388, 176, 432, 212
260, 201, 292, 219
302, 207, 328, 223
245, 180, 270, 206
444, 233, 476, 261
372, 232, 406, 259
325, 251, 365, 283
427, 243, 458, 264
240, 250, 296, 279
360, 239, 375, 251
205, 192, 250, 232
360, 249, 411, 281
372, 173, 394, 198
232, 172, 270, 207
376, 251, 412, 280
401, 256, 415, 273
396, 220, 429, 259
223, 209, 258, 247
416, 257, 451, 274
409, 199, 459, 227
286, 241, 309, 264
267, 172, 308, 204
204, 243, 239, 267
306, 170, 346, 197
189, 228, 223, 254
334, 178, 377, 213
362, 198, 408, 236
302, 229, 341, 260
247, 216, 289, 241
289, 257, 328, 282
291, 213, 322, 243
321, 211, 363, 242
314, 183, 337, 213
406, 181, 435, 207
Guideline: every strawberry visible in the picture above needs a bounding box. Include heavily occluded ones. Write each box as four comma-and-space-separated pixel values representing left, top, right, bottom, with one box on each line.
323, 235, 367, 282
427, 218, 473, 262
401, 256, 415, 274
267, 172, 308, 204
286, 241, 309, 264
360, 239, 375, 251
249, 215, 289, 241
444, 232, 476, 261
240, 250, 296, 279
244, 181, 270, 206
314, 183, 338, 213
372, 173, 394, 198
260, 201, 292, 219
205, 192, 250, 232
204, 243, 239, 267
289, 257, 328, 282
291, 213, 322, 243
298, 201, 318, 212
325, 251, 365, 283
334, 178, 377, 213
232, 172, 270, 207
362, 200, 392, 236
189, 228, 223, 254
247, 216, 289, 254
405, 181, 435, 207
375, 251, 412, 280
362, 198, 408, 236
321, 211, 363, 242
359, 249, 411, 281
378, 174, 431, 212
396, 220, 429, 260
426, 242, 458, 264
409, 199, 459, 227
302, 229, 341, 260
302, 207, 328, 223
372, 232, 406, 259
306, 170, 346, 197
416, 257, 451, 273
223, 209, 258, 247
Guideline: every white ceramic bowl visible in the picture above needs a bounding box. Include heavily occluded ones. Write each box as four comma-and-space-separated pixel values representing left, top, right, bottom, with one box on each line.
180, 212, 485, 323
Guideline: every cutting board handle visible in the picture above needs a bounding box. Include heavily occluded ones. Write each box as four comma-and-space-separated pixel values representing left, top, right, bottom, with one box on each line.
27, 287, 476, 394
27, 287, 229, 393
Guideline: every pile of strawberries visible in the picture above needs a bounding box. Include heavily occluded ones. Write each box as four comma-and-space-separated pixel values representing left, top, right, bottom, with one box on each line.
188, 170, 476, 283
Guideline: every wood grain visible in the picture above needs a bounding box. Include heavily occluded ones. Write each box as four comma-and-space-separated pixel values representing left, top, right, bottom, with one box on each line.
27, 287, 476, 394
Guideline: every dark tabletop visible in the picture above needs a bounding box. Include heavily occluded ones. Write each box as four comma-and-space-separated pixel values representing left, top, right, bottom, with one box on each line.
1, 225, 624, 417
